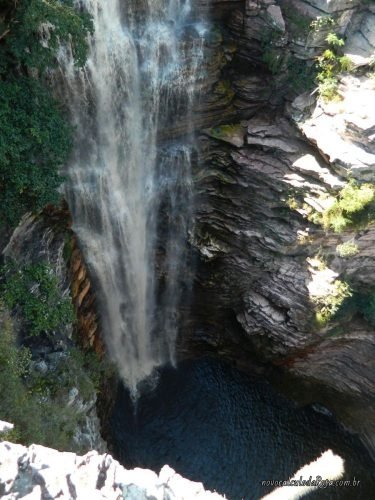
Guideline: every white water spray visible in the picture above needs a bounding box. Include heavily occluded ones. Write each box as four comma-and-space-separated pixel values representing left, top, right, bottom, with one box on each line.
58, 0, 206, 395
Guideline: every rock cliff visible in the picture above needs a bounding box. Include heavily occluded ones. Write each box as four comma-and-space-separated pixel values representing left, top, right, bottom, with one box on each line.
186, 0, 375, 462
1, 209, 107, 453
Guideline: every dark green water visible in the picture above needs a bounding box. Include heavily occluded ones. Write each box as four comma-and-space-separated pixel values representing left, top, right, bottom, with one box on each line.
111, 358, 374, 499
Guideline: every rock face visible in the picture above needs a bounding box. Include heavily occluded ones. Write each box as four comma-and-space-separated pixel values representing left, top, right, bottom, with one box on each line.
290, 75, 375, 181
2, 209, 106, 454
184, 0, 375, 462
0, 441, 223, 500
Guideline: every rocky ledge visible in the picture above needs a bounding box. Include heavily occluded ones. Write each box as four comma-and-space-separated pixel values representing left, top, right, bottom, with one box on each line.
0, 440, 223, 500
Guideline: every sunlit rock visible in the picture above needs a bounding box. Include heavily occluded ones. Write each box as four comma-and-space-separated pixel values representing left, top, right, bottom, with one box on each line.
0, 442, 224, 499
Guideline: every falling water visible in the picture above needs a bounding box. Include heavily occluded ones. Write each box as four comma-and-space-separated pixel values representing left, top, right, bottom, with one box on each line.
58, 0, 207, 395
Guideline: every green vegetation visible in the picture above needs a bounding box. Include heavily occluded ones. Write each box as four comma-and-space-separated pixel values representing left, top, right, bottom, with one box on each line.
0, 0, 93, 73
263, 48, 283, 75
0, 0, 92, 230
355, 292, 375, 326
214, 80, 235, 102
335, 288, 375, 328
1, 261, 74, 337
0, 308, 103, 451
208, 123, 244, 140
310, 16, 335, 32
336, 240, 359, 258
286, 195, 300, 211
316, 33, 353, 101
286, 56, 316, 94
314, 279, 352, 327
0, 0, 105, 454
0, 78, 72, 227
283, 6, 311, 37
300, 182, 375, 233
322, 182, 375, 232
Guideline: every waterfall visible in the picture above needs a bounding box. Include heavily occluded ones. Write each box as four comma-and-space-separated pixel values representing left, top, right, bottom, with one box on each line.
57, 0, 207, 396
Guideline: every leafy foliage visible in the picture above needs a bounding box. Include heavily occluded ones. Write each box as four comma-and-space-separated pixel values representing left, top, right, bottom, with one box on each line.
336, 240, 359, 258
0, 0, 93, 73
314, 279, 352, 326
356, 292, 375, 326
316, 33, 353, 101
0, 0, 92, 229
325, 33, 344, 47
310, 16, 335, 32
337, 288, 375, 328
0, 308, 100, 451
1, 261, 74, 337
0, 77, 72, 227
286, 56, 316, 94
322, 182, 375, 232
262, 48, 283, 74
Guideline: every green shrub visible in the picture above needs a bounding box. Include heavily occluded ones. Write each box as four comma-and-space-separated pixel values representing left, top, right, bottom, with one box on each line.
0, 306, 102, 451
261, 28, 285, 75
314, 280, 352, 326
0, 77, 72, 228
316, 33, 353, 101
0, 0, 93, 73
317, 75, 340, 101
0, 0, 92, 229
322, 182, 375, 232
1, 261, 74, 337
325, 33, 345, 47
310, 16, 335, 32
336, 241, 359, 258
286, 57, 316, 94
357, 293, 375, 326
340, 290, 375, 327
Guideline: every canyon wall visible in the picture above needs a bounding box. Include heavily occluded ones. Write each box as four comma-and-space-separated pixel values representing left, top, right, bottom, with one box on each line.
1, 0, 374, 467
185, 0, 375, 461
1, 209, 107, 453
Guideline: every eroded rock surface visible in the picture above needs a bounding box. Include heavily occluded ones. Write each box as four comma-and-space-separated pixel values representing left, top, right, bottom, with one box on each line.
290, 75, 375, 181
0, 441, 223, 500
186, 0, 375, 462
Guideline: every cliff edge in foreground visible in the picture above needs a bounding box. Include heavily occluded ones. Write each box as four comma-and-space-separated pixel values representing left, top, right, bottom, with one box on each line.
0, 439, 223, 500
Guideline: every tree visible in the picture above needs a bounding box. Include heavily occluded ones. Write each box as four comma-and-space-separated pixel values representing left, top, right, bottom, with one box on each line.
0, 77, 72, 227
0, 0, 93, 228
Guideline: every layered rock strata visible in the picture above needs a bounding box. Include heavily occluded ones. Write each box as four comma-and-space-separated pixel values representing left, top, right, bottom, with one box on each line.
186, 0, 375, 461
